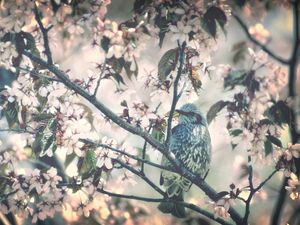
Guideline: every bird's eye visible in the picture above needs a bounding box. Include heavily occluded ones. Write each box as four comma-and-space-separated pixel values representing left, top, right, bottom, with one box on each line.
194, 113, 202, 124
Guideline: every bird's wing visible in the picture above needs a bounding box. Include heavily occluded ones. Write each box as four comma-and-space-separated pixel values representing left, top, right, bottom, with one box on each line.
170, 123, 211, 174
169, 124, 192, 158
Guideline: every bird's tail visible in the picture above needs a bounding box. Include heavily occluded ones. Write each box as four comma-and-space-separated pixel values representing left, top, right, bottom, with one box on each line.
158, 187, 186, 218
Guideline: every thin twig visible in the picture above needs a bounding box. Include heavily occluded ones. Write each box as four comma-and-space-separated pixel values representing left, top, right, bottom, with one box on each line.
79, 139, 173, 172
0, 128, 35, 134
232, 13, 289, 65
141, 102, 162, 174
165, 41, 186, 145
141, 125, 152, 174
17, 66, 60, 82
93, 59, 107, 98
254, 170, 278, 192
114, 158, 166, 197
34, 3, 53, 65
97, 189, 232, 225
248, 156, 254, 191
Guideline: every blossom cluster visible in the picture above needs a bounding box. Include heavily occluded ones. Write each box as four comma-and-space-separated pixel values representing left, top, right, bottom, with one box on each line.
218, 48, 287, 162
0, 133, 141, 223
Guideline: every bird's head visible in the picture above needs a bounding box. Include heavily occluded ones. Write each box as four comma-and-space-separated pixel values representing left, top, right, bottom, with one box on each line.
176, 103, 207, 125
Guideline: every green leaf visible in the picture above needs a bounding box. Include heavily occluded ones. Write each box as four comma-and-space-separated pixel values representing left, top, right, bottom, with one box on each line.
32, 113, 54, 121
101, 36, 110, 52
264, 140, 273, 156
108, 57, 124, 74
133, 0, 152, 14
234, 0, 247, 7
65, 153, 77, 168
224, 70, 247, 89
158, 48, 178, 81
154, 15, 168, 48
230, 129, 243, 136
232, 41, 247, 64
32, 117, 57, 157
206, 100, 229, 124
265, 100, 291, 126
4, 102, 19, 128
259, 118, 274, 126
151, 128, 165, 142
267, 135, 282, 148
124, 59, 138, 79
80, 149, 97, 178
111, 73, 125, 85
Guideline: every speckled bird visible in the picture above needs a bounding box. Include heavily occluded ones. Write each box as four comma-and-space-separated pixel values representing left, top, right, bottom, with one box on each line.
158, 103, 211, 218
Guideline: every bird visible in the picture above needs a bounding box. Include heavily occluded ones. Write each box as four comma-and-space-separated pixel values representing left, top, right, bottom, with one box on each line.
158, 103, 211, 218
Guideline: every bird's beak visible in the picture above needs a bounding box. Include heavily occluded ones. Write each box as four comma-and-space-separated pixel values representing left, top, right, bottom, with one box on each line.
175, 109, 188, 116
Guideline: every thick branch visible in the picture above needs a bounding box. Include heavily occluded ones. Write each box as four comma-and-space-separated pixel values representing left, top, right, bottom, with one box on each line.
232, 13, 289, 65
271, 1, 300, 224
97, 189, 232, 225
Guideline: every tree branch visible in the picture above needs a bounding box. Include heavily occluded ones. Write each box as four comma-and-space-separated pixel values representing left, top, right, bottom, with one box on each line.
0, 128, 35, 134
22, 51, 243, 224
114, 158, 166, 197
165, 41, 186, 145
254, 170, 278, 192
93, 59, 106, 98
242, 156, 254, 224
33, 3, 53, 65
79, 138, 173, 172
271, 1, 300, 224
97, 189, 232, 225
232, 13, 289, 65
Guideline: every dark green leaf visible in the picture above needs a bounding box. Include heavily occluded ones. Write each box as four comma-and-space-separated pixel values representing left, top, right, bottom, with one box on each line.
124, 58, 138, 79
158, 48, 178, 81
151, 128, 165, 142
232, 41, 247, 64
264, 140, 273, 156
101, 36, 110, 52
234, 0, 247, 7
111, 73, 125, 85
265, 100, 291, 125
206, 100, 229, 124
224, 69, 247, 89
4, 102, 19, 128
230, 129, 243, 136
32, 117, 57, 157
108, 57, 124, 74
32, 113, 54, 121
202, 6, 227, 38
267, 135, 282, 148
133, 0, 152, 14
80, 149, 97, 178
154, 15, 168, 47
65, 153, 77, 168
259, 118, 273, 126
